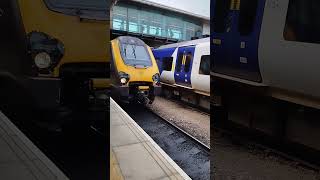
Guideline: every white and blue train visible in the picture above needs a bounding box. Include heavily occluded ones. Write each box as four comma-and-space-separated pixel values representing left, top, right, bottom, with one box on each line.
212, 0, 320, 151
153, 38, 210, 110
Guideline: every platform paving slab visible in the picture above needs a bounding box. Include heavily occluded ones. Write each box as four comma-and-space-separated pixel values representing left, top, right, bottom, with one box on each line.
110, 98, 191, 180
0, 111, 69, 180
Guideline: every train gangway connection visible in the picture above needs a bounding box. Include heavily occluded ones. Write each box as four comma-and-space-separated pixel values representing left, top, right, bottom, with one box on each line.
0, 111, 68, 180
110, 98, 191, 180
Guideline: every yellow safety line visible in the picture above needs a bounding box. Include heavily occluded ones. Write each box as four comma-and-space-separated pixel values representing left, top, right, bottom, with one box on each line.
110, 149, 124, 180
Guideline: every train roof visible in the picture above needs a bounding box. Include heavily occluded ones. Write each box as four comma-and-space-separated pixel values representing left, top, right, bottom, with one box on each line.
156, 37, 210, 50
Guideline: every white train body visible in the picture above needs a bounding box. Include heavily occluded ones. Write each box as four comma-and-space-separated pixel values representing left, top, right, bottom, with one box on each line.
212, 0, 320, 108
153, 38, 210, 109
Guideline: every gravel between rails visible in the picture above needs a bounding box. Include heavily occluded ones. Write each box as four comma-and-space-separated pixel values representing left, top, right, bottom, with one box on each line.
146, 96, 210, 147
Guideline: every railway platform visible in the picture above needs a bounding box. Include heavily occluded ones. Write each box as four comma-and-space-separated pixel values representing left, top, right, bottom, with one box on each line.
110, 98, 191, 180
0, 111, 68, 180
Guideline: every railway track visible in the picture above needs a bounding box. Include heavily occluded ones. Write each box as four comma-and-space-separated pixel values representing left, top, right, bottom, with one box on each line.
120, 103, 210, 180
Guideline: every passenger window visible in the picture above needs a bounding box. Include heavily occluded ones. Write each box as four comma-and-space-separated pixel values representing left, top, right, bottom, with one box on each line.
199, 55, 210, 75
162, 57, 173, 71
238, 0, 258, 35
184, 52, 192, 73
284, 0, 320, 44
176, 53, 183, 72
213, 0, 231, 33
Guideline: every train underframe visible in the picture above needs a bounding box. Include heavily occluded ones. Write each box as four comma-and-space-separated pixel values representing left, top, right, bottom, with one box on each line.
161, 83, 210, 111
22, 63, 109, 132
112, 83, 161, 105
212, 77, 320, 164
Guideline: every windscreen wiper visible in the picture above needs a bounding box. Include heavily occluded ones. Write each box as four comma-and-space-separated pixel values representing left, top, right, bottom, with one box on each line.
132, 45, 136, 59
124, 44, 127, 56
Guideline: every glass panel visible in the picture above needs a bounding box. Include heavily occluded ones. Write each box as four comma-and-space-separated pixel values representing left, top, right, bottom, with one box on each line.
44, 0, 108, 19
184, 52, 192, 73
128, 8, 139, 33
152, 13, 164, 37
238, 0, 258, 35
166, 16, 180, 39
140, 10, 152, 35
186, 21, 195, 40
45, 0, 107, 10
284, 0, 320, 43
176, 53, 183, 72
111, 3, 202, 40
213, 0, 231, 33
162, 57, 173, 71
199, 55, 210, 75
112, 6, 127, 31
121, 44, 152, 67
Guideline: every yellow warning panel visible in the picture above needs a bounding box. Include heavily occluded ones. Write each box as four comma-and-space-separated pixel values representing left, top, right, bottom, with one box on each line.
213, 39, 222, 45
91, 78, 110, 89
139, 86, 150, 90
230, 0, 240, 10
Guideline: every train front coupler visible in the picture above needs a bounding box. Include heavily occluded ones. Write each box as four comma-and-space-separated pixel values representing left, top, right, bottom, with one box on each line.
134, 91, 148, 105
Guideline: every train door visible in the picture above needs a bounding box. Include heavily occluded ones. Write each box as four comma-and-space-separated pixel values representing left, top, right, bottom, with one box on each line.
174, 46, 195, 87
191, 43, 210, 94
212, 0, 266, 82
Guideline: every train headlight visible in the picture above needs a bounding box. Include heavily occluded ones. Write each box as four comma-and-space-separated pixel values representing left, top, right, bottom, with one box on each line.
34, 52, 51, 69
152, 73, 160, 84
28, 31, 64, 74
120, 78, 127, 84
119, 71, 130, 85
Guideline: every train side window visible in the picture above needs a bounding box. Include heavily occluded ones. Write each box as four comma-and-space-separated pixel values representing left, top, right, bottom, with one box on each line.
238, 0, 258, 35
184, 52, 192, 73
284, 0, 320, 44
176, 53, 183, 72
213, 0, 231, 33
199, 55, 210, 75
162, 57, 173, 71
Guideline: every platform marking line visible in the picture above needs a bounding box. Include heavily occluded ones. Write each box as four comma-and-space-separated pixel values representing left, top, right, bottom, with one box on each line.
110, 148, 125, 180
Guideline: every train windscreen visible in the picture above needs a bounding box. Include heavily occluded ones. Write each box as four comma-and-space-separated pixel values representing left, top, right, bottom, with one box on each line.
43, 0, 109, 20
120, 44, 152, 67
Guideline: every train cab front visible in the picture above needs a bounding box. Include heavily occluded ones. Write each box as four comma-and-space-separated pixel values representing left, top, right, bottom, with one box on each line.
0, 0, 112, 132
110, 36, 161, 104
17, 0, 110, 109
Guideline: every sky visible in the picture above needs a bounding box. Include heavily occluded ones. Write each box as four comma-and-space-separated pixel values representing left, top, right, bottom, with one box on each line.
143, 0, 210, 18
